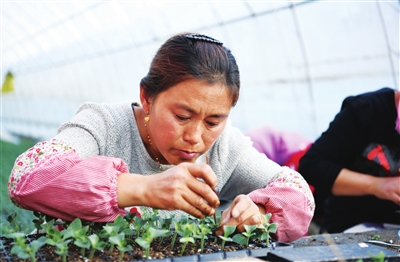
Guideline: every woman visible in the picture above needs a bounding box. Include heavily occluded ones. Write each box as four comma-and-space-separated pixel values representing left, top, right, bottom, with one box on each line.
299, 87, 400, 233
8, 33, 314, 242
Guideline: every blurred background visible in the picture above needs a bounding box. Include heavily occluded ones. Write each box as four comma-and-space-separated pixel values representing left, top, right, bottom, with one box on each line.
1, 0, 399, 233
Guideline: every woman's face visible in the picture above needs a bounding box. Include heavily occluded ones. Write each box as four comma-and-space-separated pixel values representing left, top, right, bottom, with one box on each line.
143, 79, 233, 165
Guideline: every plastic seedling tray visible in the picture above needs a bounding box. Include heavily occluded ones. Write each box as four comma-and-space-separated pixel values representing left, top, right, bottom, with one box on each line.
265, 243, 400, 262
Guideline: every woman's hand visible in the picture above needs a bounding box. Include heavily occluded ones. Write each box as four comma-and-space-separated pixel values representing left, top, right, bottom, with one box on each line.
333, 169, 400, 206
372, 176, 400, 205
120, 162, 220, 218
215, 194, 265, 236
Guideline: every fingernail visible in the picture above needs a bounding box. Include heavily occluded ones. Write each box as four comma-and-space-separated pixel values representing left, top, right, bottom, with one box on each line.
232, 209, 239, 218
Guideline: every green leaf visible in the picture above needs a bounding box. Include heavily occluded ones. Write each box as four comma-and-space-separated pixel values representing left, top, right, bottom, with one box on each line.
68, 218, 83, 231
244, 224, 258, 233
30, 236, 47, 251
232, 234, 248, 245
135, 237, 150, 249
11, 246, 30, 259
5, 232, 26, 239
74, 238, 90, 249
223, 225, 237, 238
148, 227, 170, 238
117, 245, 133, 252
218, 236, 232, 242
179, 237, 195, 244
268, 223, 278, 233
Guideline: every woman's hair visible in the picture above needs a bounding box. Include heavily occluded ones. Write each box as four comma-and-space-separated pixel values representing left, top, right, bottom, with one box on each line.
140, 33, 240, 106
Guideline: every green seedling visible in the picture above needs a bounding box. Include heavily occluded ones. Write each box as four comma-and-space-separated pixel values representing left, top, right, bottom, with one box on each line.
66, 218, 90, 257
130, 216, 147, 238
32, 211, 46, 234
193, 222, 212, 253
53, 239, 72, 262
1, 213, 22, 235
8, 232, 46, 262
232, 224, 258, 246
369, 251, 386, 262
100, 224, 119, 252
218, 225, 236, 250
170, 220, 181, 249
41, 220, 72, 262
109, 232, 133, 260
372, 234, 381, 240
257, 213, 278, 246
135, 225, 170, 260
178, 222, 196, 256
88, 234, 108, 260
99, 215, 134, 253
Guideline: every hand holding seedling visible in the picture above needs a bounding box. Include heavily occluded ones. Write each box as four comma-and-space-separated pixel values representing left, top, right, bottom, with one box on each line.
215, 194, 265, 236
118, 162, 220, 218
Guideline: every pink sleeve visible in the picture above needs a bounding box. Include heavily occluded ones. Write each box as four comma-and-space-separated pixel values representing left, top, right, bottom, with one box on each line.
247, 168, 315, 242
8, 139, 129, 222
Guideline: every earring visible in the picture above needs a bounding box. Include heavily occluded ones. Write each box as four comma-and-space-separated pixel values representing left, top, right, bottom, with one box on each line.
144, 116, 150, 122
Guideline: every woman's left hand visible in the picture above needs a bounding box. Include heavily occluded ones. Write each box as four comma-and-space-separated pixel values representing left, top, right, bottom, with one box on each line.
215, 194, 265, 236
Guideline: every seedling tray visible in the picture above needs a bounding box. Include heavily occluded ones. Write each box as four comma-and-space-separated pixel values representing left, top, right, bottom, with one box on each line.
0, 234, 292, 261
265, 243, 400, 262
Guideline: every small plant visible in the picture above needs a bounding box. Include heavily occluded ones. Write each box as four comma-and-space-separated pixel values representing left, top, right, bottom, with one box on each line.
1, 213, 22, 235
218, 225, 237, 250
258, 213, 278, 246
7, 232, 46, 262
67, 218, 91, 257
372, 234, 381, 240
99, 215, 134, 253
177, 222, 197, 256
32, 211, 46, 234
99, 224, 119, 252
130, 216, 147, 238
232, 224, 258, 246
109, 232, 133, 260
193, 220, 212, 252
41, 220, 71, 262
87, 234, 107, 260
135, 225, 170, 260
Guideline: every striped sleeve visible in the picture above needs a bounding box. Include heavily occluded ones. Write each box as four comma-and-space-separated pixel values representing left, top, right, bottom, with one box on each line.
248, 167, 315, 242
8, 138, 129, 222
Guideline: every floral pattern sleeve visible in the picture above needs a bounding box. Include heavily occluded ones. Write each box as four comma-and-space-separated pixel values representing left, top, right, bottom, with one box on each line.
248, 167, 315, 242
8, 138, 129, 222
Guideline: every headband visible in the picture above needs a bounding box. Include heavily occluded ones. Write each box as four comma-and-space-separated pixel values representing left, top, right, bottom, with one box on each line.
185, 33, 223, 45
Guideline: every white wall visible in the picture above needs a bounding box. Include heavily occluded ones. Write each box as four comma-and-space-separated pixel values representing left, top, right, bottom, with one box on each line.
1, 1, 398, 141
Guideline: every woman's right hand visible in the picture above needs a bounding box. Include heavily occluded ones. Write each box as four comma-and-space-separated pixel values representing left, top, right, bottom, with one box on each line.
333, 168, 400, 206
118, 162, 220, 218
372, 176, 400, 206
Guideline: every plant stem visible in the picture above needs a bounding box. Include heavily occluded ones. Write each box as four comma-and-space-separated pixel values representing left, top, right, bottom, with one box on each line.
180, 242, 188, 256
89, 249, 95, 260
171, 232, 177, 248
